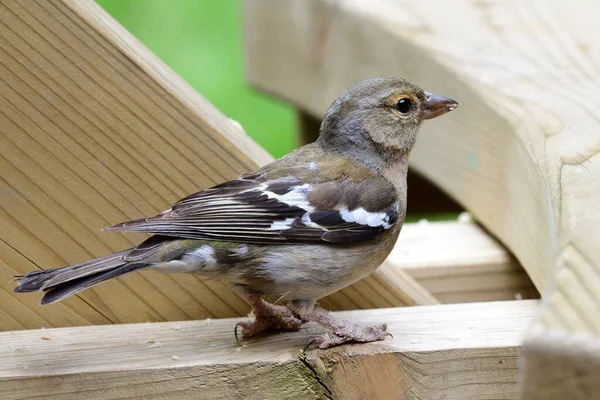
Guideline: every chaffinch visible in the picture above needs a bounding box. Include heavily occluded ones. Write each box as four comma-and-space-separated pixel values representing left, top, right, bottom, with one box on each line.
14, 77, 458, 348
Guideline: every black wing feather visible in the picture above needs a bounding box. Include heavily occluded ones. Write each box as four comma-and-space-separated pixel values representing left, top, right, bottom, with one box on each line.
104, 174, 398, 245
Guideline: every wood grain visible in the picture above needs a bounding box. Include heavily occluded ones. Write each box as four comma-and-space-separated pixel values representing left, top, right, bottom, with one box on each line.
0, 0, 270, 328
243, 0, 600, 397
0, 300, 537, 400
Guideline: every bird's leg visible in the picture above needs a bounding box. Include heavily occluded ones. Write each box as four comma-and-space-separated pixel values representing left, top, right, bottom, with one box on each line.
291, 300, 390, 349
234, 287, 303, 339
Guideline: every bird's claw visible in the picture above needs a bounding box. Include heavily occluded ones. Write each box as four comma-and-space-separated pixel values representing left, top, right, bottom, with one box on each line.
234, 322, 243, 343
304, 323, 391, 350
303, 337, 319, 353
233, 309, 303, 343
233, 320, 263, 341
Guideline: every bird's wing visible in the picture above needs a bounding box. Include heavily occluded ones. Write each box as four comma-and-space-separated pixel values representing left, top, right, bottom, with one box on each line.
104, 166, 400, 245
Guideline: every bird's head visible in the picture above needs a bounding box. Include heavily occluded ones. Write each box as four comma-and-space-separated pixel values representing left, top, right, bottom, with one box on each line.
318, 77, 458, 164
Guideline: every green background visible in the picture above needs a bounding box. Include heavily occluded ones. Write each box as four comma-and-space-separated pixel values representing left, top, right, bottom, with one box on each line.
98, 0, 297, 158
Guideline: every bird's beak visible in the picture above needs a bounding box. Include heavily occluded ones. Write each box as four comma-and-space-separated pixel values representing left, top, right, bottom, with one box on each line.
421, 92, 459, 120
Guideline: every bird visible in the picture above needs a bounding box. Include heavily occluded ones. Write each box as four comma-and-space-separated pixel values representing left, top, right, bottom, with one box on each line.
13, 77, 458, 349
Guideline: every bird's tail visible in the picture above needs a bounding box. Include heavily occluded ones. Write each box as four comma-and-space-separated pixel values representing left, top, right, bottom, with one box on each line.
13, 250, 147, 305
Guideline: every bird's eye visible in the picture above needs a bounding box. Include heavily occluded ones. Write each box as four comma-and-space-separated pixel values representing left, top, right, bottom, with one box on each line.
396, 98, 412, 114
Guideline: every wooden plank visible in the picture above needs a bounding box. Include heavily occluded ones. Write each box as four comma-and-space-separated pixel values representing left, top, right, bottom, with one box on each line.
521, 333, 600, 400
370, 261, 440, 306
0, 0, 273, 328
243, 1, 600, 396
389, 220, 538, 303
331, 220, 537, 310
0, 300, 537, 400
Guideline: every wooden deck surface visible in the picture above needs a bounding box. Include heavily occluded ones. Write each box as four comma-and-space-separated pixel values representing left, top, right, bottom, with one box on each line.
0, 300, 537, 399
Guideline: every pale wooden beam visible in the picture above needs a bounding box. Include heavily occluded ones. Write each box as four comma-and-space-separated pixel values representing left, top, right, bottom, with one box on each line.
243, 1, 600, 397
387, 220, 538, 304
520, 333, 600, 399
0, 0, 272, 328
0, 300, 537, 400
371, 260, 440, 305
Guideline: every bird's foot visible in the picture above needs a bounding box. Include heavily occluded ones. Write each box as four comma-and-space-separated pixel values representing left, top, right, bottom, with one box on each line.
235, 301, 303, 341
308, 323, 390, 349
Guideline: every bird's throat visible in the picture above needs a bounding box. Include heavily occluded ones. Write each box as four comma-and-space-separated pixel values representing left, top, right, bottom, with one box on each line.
380, 152, 409, 194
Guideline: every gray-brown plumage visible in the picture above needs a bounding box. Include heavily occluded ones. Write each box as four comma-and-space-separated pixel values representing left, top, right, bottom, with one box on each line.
14, 77, 458, 348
